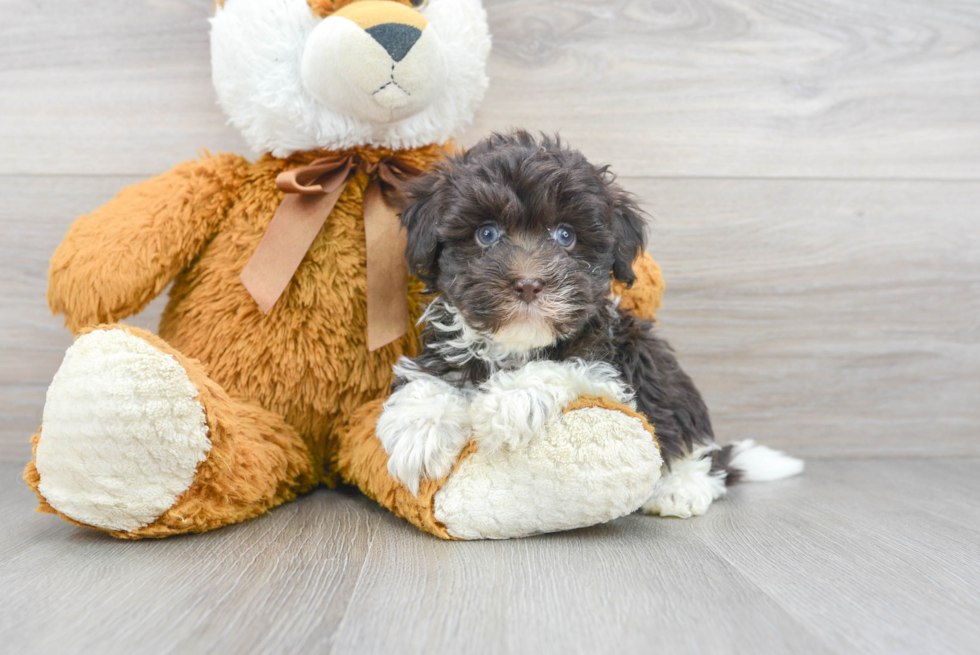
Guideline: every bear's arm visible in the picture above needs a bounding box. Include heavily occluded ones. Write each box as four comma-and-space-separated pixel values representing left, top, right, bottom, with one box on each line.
48, 153, 249, 333
612, 251, 665, 321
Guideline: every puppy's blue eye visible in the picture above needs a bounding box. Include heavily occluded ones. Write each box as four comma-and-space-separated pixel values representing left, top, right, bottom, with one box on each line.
476, 224, 500, 246
554, 226, 576, 248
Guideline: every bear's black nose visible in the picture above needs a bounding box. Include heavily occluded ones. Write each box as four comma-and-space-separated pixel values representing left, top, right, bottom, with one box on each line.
365, 23, 422, 62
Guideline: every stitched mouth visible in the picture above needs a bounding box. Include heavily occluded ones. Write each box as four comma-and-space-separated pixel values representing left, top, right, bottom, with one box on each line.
373, 80, 410, 96
373, 64, 411, 97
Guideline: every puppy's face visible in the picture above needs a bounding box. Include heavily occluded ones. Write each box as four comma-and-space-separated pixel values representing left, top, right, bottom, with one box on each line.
401, 132, 646, 352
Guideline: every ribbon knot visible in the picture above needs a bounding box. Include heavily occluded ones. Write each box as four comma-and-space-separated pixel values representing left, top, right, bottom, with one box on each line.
240, 154, 423, 351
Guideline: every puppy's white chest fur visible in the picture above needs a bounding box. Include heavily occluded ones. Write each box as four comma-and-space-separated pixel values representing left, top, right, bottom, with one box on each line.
419, 298, 543, 374
378, 359, 634, 494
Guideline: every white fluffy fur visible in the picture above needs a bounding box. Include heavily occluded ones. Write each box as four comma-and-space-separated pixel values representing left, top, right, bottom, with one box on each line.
642, 440, 804, 518
729, 439, 805, 481
381, 357, 635, 494
492, 314, 557, 352
434, 406, 662, 539
642, 446, 727, 519
376, 374, 472, 495
420, 298, 541, 373
470, 360, 635, 453
302, 14, 445, 124
35, 329, 211, 532
210, 0, 490, 156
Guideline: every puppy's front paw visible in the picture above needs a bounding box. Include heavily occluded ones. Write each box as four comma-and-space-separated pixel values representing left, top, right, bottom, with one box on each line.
469, 360, 634, 454
469, 388, 554, 453
642, 451, 727, 519
377, 379, 472, 495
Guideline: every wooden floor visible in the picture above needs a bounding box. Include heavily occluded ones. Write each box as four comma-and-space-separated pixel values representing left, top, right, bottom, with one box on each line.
3, 459, 980, 654
2, 0, 979, 653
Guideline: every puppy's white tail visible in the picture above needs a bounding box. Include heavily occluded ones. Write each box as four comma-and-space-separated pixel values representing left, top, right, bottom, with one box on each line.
722, 439, 804, 483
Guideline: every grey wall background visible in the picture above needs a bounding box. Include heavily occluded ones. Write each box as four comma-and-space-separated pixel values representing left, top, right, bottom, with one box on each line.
2, 0, 978, 461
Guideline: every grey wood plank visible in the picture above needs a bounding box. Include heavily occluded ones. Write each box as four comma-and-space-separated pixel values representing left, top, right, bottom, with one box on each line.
474, 0, 980, 180
698, 459, 980, 655
6, 460, 978, 655
0, 0, 249, 177
1, 0, 979, 178
636, 177, 980, 458
0, 386, 45, 462
3, 176, 977, 460
326, 505, 834, 655
817, 459, 980, 531
0, 466, 375, 655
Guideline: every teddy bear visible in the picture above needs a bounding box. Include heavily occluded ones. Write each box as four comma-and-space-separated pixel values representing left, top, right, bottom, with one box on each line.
23, 0, 668, 540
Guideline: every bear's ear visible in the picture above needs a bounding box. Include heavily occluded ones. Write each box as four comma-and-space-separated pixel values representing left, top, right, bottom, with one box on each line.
604, 172, 647, 288
399, 171, 445, 287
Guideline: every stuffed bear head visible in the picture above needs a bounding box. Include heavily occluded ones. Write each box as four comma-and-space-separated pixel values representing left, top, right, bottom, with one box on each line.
210, 0, 491, 157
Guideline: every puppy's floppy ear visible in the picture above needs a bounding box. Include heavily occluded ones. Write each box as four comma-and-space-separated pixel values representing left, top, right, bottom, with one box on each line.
399, 169, 444, 287
604, 172, 647, 288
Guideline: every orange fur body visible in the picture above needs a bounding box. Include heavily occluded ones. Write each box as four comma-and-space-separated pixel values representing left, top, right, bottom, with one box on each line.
28, 145, 665, 538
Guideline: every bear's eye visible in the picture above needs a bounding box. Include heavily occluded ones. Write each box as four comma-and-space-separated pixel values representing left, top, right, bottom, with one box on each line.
476, 224, 500, 246
410, 0, 429, 8
554, 225, 576, 248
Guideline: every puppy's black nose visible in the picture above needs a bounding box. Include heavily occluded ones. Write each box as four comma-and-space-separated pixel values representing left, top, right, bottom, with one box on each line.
514, 278, 545, 303
365, 23, 422, 62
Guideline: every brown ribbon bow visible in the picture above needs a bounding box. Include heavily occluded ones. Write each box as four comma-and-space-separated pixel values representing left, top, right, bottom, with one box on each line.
240, 154, 422, 351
